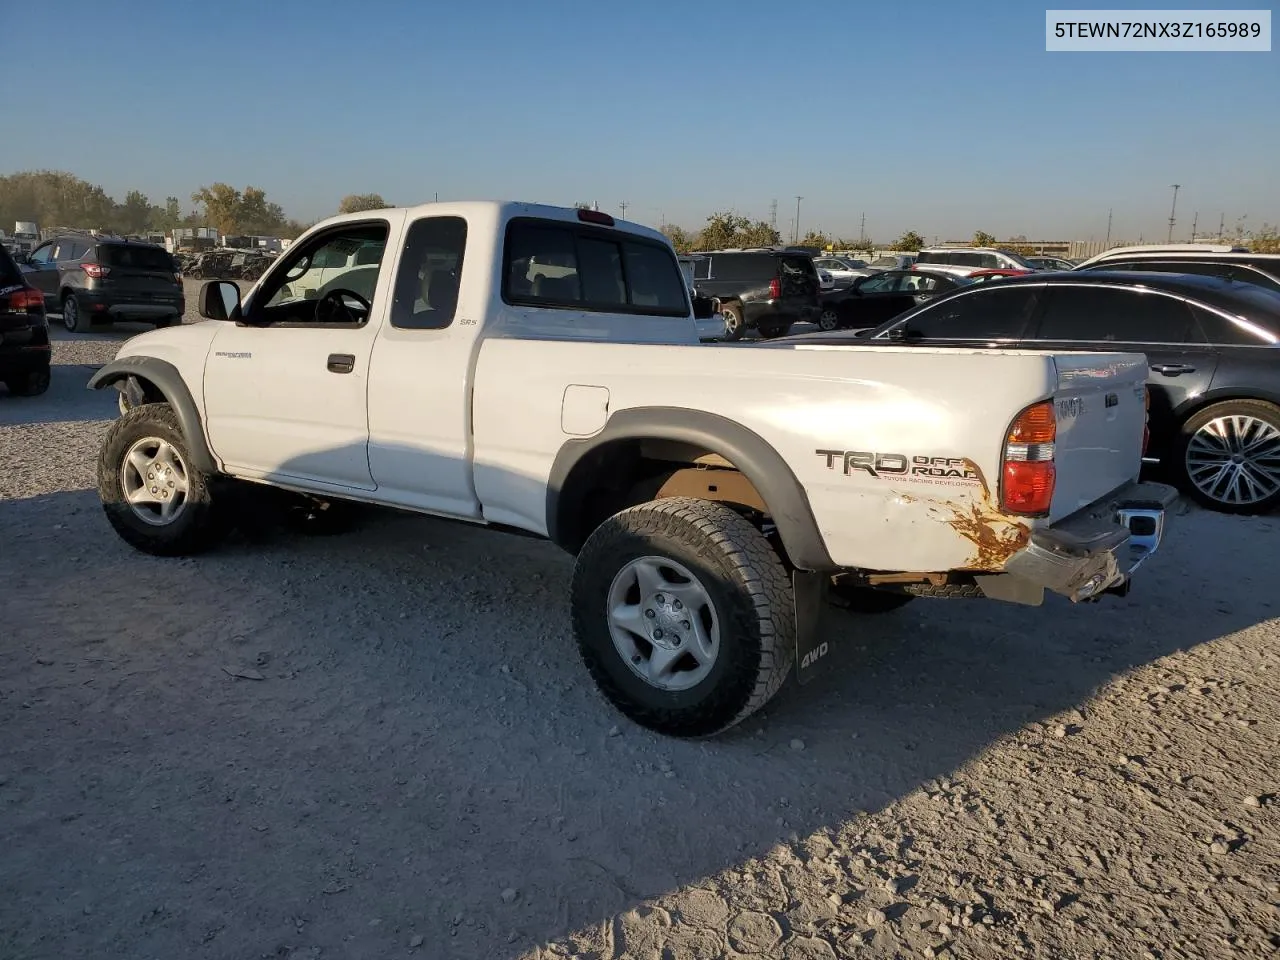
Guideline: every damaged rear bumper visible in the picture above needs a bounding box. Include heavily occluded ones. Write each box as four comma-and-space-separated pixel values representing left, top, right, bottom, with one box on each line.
979, 481, 1179, 605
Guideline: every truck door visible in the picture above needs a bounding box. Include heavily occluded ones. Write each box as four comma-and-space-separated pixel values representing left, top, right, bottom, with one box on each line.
202, 213, 405, 490
365, 213, 482, 519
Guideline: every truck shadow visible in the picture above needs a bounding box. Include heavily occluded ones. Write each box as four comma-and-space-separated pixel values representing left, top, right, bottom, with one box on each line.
0, 445, 1275, 960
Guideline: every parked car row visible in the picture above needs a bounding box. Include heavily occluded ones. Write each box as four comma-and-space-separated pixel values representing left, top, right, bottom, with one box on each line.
794, 265, 1280, 514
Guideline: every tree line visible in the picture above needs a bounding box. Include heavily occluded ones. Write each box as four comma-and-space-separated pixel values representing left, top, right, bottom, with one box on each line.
0, 171, 396, 240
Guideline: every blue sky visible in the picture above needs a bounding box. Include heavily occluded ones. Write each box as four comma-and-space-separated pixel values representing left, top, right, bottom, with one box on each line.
0, 0, 1275, 242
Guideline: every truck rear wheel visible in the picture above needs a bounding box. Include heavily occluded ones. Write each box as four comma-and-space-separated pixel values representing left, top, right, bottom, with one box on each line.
571, 497, 795, 737
97, 402, 226, 556
719, 303, 745, 341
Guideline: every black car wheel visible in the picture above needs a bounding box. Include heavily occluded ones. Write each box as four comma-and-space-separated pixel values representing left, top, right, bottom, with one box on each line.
817, 307, 841, 331
1175, 399, 1280, 514
720, 303, 745, 342
62, 293, 89, 333
5, 367, 51, 397
757, 321, 792, 339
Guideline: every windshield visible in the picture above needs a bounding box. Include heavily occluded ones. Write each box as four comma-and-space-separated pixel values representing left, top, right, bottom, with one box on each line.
999, 250, 1036, 269
869, 256, 899, 267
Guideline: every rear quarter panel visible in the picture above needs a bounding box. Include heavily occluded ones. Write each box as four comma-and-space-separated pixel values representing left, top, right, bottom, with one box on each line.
471, 340, 1137, 573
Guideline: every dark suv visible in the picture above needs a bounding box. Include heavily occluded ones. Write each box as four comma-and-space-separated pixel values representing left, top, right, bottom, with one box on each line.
0, 243, 51, 396
690, 249, 820, 340
20, 234, 184, 333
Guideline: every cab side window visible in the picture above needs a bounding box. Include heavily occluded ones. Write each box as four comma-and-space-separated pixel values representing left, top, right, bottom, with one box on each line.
390, 216, 467, 330
28, 243, 54, 266
252, 222, 390, 325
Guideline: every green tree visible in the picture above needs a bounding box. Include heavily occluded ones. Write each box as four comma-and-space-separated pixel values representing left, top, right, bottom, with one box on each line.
798, 230, 831, 250
891, 230, 926, 252
238, 186, 286, 234
150, 196, 183, 232
114, 189, 153, 234
661, 224, 694, 253
694, 211, 748, 251
972, 230, 998, 247
739, 220, 782, 248
191, 183, 243, 234
338, 193, 390, 214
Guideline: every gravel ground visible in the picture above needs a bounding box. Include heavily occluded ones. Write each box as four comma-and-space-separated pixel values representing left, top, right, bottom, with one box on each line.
1, 289, 1278, 959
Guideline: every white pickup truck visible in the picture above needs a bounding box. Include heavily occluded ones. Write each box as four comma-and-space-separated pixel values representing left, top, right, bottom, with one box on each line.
89, 201, 1177, 737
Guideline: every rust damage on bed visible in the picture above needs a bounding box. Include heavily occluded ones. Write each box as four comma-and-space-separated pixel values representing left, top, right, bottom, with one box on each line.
926, 457, 1031, 571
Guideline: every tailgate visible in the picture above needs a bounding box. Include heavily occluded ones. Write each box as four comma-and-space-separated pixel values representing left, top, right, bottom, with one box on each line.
1049, 353, 1148, 521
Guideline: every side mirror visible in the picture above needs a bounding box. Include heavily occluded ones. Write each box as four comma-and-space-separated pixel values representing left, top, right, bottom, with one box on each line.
200, 280, 242, 322
691, 294, 718, 320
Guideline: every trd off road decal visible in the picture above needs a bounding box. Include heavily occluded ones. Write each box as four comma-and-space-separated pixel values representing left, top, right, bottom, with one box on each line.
816, 449, 982, 488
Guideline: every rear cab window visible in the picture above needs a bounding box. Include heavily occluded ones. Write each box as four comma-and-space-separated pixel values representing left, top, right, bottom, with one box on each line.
503, 217, 689, 316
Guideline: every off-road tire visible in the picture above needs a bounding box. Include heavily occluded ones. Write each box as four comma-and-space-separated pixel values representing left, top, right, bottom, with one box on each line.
719, 303, 745, 342
572, 497, 796, 737
98, 402, 225, 556
62, 292, 89, 333
5, 368, 51, 396
1173, 399, 1280, 514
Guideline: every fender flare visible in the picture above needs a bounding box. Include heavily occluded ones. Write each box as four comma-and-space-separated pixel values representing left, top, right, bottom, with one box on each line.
87, 357, 218, 474
546, 406, 834, 571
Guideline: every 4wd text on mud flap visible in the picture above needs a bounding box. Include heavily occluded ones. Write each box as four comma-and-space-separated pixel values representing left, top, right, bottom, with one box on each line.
817, 450, 980, 481
800, 642, 829, 670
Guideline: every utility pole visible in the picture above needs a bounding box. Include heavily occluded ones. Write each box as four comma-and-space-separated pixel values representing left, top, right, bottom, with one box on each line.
1167, 184, 1180, 243
769, 199, 777, 231
1218, 212, 1225, 241
619, 201, 629, 219
859, 212, 866, 245
1190, 211, 1198, 242
793, 196, 803, 244
1105, 208, 1112, 248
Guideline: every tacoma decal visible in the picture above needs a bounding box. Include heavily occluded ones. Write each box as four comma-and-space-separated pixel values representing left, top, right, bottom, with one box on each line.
816, 449, 982, 487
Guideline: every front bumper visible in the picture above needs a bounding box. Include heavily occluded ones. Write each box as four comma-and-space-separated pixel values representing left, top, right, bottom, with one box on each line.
988, 481, 1179, 604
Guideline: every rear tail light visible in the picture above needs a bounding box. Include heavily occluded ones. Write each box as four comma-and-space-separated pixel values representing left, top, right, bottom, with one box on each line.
81, 262, 110, 279
7, 286, 44, 312
1001, 400, 1056, 516
769, 277, 781, 298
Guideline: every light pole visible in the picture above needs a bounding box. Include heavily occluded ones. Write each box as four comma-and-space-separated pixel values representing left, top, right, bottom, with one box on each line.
793, 196, 803, 244
1167, 184, 1180, 243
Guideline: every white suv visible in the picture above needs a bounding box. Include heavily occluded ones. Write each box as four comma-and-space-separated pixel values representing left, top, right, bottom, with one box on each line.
913, 247, 1035, 278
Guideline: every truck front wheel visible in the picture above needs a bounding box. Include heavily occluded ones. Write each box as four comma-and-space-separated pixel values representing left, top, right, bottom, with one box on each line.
97, 402, 226, 556
571, 497, 795, 737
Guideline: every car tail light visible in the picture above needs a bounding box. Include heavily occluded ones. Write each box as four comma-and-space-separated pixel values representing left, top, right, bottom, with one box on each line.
576, 209, 615, 227
81, 262, 110, 279
173, 271, 183, 285
1001, 400, 1056, 516
769, 277, 781, 298
6, 285, 44, 312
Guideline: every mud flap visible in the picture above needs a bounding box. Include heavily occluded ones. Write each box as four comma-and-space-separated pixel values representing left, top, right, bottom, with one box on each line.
793, 570, 828, 686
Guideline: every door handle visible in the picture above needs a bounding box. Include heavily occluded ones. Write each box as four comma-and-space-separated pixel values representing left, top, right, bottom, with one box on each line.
327, 353, 355, 374
1150, 363, 1195, 376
